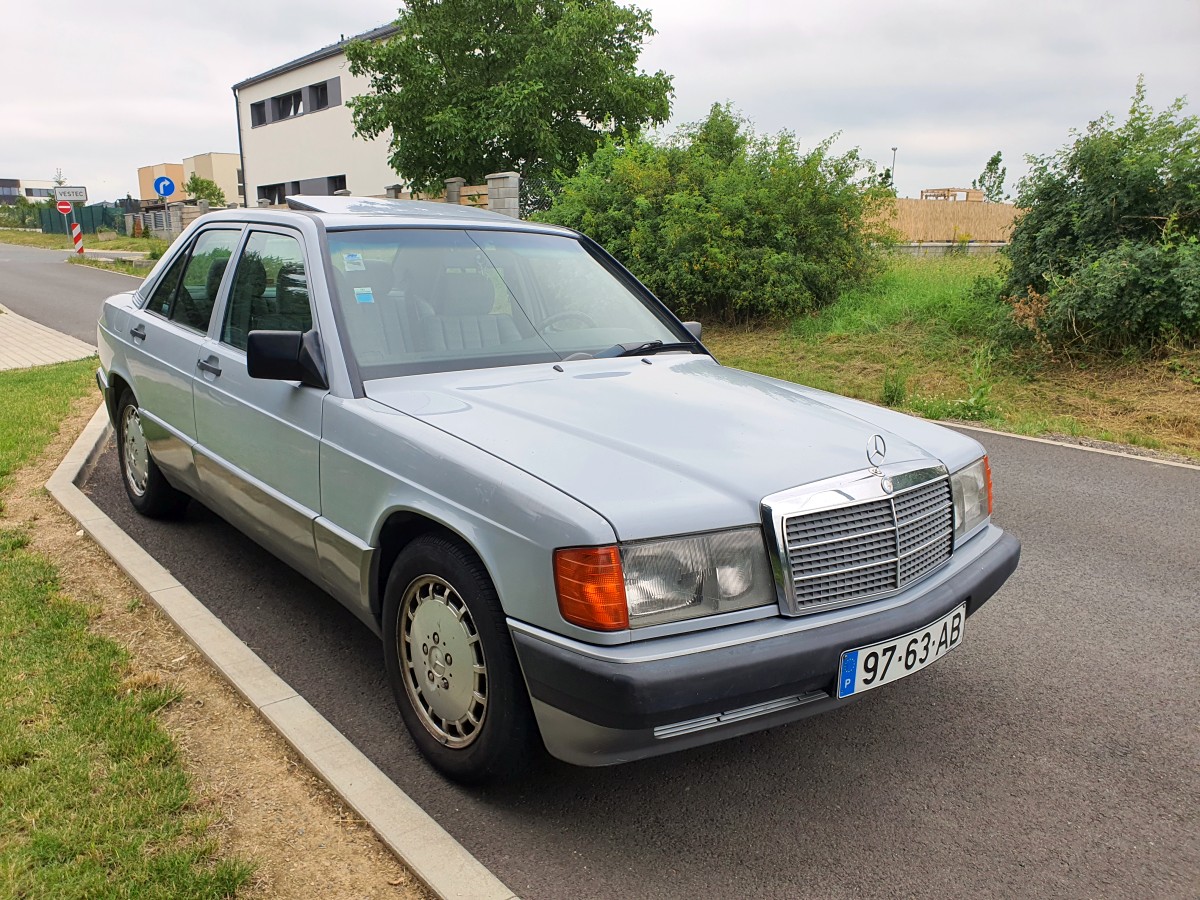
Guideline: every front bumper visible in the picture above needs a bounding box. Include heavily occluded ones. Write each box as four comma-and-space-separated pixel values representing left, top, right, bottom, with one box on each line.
511, 526, 1020, 766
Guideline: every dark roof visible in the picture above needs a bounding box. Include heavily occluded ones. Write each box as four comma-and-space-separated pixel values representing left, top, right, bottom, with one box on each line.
232, 23, 398, 92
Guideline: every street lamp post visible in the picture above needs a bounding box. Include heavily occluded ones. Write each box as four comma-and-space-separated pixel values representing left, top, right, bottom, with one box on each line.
891, 147, 898, 192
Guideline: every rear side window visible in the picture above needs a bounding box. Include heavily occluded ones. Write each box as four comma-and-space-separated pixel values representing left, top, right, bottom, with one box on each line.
146, 250, 188, 317
168, 230, 241, 333
221, 231, 312, 351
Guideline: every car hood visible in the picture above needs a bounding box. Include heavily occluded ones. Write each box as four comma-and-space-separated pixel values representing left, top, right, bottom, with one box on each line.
364, 355, 983, 540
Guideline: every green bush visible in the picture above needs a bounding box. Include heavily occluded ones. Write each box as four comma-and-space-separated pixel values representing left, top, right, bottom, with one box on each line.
1038, 237, 1200, 351
537, 104, 892, 323
1005, 79, 1200, 352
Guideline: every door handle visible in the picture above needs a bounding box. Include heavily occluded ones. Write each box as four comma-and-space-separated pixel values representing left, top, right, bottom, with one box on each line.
197, 356, 222, 377
129, 324, 146, 340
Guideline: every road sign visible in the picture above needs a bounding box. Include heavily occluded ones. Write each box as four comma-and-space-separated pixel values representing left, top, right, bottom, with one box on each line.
70, 223, 84, 255
54, 186, 88, 203
154, 176, 176, 198
57, 200, 73, 215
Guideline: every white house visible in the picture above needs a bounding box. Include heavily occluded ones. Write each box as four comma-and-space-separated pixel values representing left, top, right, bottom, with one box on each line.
0, 178, 55, 205
232, 25, 401, 207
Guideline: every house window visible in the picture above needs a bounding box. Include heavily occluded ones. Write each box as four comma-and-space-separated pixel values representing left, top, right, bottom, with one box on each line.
327, 175, 347, 194
309, 81, 329, 111
250, 101, 266, 127
258, 183, 285, 205
273, 90, 303, 120
25, 188, 53, 198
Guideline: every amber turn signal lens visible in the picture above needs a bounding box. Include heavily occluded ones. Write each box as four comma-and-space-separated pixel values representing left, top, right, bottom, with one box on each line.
983, 455, 994, 515
554, 546, 628, 631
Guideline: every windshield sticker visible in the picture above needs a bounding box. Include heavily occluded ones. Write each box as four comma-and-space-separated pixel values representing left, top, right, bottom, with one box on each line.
353, 286, 374, 304
343, 253, 366, 272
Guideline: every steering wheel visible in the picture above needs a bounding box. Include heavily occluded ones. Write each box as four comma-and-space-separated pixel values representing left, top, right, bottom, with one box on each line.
540, 310, 598, 333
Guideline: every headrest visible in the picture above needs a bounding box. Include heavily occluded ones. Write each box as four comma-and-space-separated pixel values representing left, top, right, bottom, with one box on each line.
276, 262, 307, 301
440, 272, 496, 316
205, 257, 229, 301
234, 256, 267, 298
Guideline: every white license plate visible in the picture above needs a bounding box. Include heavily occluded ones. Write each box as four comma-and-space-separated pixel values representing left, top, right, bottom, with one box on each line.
837, 604, 966, 699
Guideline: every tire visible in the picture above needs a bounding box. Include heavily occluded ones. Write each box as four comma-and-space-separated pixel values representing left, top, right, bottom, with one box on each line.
115, 389, 190, 519
382, 533, 541, 783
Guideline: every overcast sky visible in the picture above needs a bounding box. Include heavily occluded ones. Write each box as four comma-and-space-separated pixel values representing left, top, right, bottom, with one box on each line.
3, 1, 1196, 202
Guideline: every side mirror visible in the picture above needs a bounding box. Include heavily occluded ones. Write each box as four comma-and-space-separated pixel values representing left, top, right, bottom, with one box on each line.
683, 321, 702, 341
246, 330, 328, 389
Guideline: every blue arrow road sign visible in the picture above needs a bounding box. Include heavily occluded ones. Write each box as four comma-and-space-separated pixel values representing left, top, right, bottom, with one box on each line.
154, 176, 175, 197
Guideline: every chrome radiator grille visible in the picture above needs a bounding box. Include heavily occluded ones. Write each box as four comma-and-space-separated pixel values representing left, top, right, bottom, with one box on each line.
782, 476, 953, 612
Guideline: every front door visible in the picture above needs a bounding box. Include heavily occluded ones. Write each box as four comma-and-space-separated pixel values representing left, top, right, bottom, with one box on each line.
192, 227, 326, 575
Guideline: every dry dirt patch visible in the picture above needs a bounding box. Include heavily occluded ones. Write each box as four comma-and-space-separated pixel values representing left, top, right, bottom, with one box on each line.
5, 395, 431, 900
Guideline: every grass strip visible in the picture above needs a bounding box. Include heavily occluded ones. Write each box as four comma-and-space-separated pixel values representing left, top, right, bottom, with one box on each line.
0, 363, 253, 898
0, 360, 97, 501
69, 257, 151, 279
0, 230, 167, 257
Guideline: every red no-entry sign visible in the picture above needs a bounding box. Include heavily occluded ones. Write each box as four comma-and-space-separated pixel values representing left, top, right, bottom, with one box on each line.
57, 200, 73, 215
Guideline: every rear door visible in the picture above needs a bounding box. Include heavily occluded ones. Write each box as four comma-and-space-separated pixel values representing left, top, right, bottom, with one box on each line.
192, 227, 326, 575
124, 227, 241, 490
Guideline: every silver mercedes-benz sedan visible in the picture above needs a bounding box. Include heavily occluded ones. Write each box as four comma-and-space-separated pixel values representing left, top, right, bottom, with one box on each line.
96, 196, 1020, 782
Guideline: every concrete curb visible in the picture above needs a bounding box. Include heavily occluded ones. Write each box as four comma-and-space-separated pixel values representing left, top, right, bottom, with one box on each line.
47, 404, 518, 900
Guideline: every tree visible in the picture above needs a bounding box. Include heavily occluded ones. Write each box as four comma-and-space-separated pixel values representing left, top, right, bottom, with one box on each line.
971, 151, 1006, 202
1004, 78, 1200, 352
185, 174, 226, 207
0, 195, 39, 228
538, 103, 892, 324
344, 0, 673, 194
52, 168, 66, 187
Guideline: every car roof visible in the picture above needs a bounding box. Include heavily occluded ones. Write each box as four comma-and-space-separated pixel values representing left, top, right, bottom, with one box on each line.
192, 197, 573, 237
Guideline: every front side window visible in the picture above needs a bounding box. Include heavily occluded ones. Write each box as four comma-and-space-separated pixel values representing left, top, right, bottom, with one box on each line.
168, 230, 241, 332
222, 231, 312, 351
325, 228, 689, 378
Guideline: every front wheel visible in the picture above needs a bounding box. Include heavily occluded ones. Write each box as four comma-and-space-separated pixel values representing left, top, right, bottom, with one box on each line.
115, 389, 189, 518
382, 534, 540, 783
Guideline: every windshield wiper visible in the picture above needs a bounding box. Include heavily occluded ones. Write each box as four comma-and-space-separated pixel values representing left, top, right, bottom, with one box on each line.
594, 340, 699, 358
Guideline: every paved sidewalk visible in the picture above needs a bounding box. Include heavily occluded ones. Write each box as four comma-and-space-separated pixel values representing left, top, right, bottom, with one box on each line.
0, 303, 95, 371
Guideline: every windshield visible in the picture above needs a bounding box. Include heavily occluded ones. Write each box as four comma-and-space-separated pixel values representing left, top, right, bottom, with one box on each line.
324, 228, 693, 377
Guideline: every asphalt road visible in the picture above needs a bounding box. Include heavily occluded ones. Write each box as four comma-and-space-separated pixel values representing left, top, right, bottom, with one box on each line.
84, 434, 1199, 899
0, 242, 137, 343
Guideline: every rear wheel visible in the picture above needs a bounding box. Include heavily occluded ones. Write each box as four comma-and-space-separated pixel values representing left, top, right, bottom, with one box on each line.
115, 389, 189, 518
382, 534, 540, 783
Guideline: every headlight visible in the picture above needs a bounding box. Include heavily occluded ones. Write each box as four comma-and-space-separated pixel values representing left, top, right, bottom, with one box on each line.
554, 527, 776, 631
951, 456, 993, 541
622, 527, 775, 628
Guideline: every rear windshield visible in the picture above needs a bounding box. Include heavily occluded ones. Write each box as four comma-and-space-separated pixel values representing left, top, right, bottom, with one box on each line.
324, 228, 690, 377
